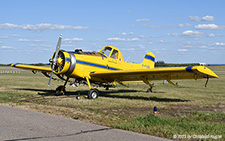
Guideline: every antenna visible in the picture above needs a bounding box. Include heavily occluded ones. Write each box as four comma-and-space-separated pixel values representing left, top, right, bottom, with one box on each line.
126, 56, 130, 62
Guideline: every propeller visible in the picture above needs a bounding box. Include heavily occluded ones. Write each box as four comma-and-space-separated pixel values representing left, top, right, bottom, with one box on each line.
48, 34, 62, 88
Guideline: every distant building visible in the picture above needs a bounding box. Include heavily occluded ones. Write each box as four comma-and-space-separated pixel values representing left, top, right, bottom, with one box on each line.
200, 63, 206, 66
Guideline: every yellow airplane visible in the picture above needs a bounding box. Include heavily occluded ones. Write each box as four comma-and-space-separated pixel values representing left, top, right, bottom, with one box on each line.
11, 35, 219, 99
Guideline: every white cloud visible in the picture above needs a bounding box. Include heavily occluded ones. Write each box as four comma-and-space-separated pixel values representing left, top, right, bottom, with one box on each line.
182, 30, 203, 37
1, 46, 14, 49
178, 49, 188, 52
199, 46, 207, 49
143, 25, 172, 28
12, 34, 20, 37
185, 23, 192, 27
63, 38, 84, 43
189, 15, 214, 22
0, 23, 18, 29
208, 33, 215, 37
178, 23, 191, 28
201, 15, 214, 21
18, 39, 46, 42
178, 24, 184, 28
119, 32, 134, 36
167, 33, 178, 36
107, 38, 125, 41
128, 38, 140, 41
189, 16, 201, 22
33, 40, 46, 42
0, 23, 88, 31
212, 42, 225, 46
136, 18, 150, 22
106, 37, 140, 42
18, 39, 30, 42
169, 31, 215, 38
195, 24, 224, 29
139, 35, 145, 38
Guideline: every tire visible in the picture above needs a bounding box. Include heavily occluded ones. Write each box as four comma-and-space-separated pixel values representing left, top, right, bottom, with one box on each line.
88, 89, 99, 99
56, 86, 66, 96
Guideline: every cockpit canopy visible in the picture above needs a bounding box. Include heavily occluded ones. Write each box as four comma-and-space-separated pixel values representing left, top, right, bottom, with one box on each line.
98, 45, 124, 61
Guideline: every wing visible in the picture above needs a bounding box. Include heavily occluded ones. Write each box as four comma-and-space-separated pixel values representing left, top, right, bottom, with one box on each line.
90, 66, 218, 82
11, 63, 52, 72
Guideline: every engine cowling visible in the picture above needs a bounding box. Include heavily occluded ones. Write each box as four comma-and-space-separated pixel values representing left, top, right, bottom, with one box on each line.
50, 50, 76, 75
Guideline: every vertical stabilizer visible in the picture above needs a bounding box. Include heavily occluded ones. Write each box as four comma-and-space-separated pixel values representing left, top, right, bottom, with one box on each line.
141, 52, 155, 69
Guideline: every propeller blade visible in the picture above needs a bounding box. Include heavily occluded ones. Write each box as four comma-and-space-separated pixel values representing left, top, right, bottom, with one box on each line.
52, 34, 62, 64
48, 69, 54, 88
48, 34, 62, 88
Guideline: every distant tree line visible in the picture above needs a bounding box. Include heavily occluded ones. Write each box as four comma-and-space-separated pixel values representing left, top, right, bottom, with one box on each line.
155, 61, 199, 67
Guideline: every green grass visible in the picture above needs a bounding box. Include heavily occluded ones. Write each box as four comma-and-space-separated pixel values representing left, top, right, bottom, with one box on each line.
115, 112, 224, 138
0, 66, 225, 140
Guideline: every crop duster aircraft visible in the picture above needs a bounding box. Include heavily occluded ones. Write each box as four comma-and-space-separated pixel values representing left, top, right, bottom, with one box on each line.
11, 35, 219, 99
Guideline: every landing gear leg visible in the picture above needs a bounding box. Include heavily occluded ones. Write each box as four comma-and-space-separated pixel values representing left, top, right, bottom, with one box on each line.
143, 79, 154, 93
86, 77, 99, 99
55, 77, 69, 96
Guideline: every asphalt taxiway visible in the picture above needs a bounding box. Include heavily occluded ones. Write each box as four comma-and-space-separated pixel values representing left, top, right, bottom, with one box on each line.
0, 105, 170, 141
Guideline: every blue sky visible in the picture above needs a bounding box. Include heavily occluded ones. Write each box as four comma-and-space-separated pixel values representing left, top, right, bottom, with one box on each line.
0, 0, 225, 64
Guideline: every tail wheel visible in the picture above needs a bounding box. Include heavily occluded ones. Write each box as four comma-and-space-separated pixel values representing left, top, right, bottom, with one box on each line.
147, 88, 152, 93
56, 86, 66, 96
88, 89, 99, 99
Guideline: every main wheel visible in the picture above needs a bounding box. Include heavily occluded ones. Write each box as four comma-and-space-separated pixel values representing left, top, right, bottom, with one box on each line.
56, 86, 66, 96
88, 89, 99, 99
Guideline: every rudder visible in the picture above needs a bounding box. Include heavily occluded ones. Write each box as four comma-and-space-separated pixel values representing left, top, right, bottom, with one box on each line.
141, 52, 155, 69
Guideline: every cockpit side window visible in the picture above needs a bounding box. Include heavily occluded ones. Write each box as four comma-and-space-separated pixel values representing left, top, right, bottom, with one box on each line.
100, 47, 112, 57
110, 49, 118, 59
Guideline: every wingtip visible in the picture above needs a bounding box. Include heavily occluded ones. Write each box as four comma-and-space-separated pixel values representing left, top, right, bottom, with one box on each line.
197, 66, 219, 78
11, 63, 17, 67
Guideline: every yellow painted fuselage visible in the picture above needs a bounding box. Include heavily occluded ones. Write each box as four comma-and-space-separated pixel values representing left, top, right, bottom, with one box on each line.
55, 45, 155, 83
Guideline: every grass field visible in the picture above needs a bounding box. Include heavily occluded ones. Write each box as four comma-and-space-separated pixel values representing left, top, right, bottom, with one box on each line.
0, 66, 224, 140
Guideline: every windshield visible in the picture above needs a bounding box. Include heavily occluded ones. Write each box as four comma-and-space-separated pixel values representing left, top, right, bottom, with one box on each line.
100, 47, 112, 57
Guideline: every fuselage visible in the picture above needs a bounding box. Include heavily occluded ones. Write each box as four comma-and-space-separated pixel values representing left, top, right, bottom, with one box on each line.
53, 45, 155, 83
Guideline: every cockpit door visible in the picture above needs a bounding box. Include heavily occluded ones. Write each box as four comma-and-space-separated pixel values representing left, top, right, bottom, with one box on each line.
108, 49, 118, 64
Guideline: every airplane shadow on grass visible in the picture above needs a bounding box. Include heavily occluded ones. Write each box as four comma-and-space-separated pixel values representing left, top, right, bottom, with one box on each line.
14, 88, 189, 102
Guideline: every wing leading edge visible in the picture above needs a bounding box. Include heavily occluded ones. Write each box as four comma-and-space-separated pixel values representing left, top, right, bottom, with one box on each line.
90, 66, 219, 82
11, 63, 52, 72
